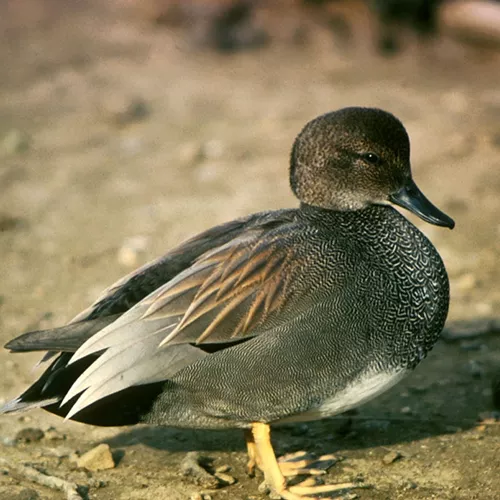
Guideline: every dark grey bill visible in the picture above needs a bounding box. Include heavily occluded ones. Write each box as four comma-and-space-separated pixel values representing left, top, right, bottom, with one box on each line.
389, 179, 455, 229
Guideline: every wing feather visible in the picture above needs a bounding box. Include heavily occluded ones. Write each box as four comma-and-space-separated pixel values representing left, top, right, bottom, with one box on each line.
65, 214, 305, 416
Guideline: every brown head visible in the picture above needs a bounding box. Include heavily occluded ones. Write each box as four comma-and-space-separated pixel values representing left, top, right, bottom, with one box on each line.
290, 107, 454, 228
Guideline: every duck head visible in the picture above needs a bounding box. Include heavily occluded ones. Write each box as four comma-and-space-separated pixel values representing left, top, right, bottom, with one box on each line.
290, 107, 455, 229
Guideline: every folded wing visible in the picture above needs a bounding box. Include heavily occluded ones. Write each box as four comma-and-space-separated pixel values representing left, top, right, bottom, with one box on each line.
61, 213, 304, 418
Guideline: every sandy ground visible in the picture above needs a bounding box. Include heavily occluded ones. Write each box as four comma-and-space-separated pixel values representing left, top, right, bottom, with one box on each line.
0, 2, 499, 499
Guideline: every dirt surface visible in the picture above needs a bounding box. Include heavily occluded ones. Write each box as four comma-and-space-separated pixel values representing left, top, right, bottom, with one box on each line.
1, 2, 500, 499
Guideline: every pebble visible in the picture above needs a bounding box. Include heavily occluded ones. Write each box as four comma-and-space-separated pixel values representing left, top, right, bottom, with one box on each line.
200, 139, 225, 160
214, 465, 230, 473
75, 443, 116, 471
382, 450, 402, 465
43, 427, 66, 441
15, 428, 45, 443
453, 272, 476, 292
117, 235, 149, 267
341, 494, 359, 500
400, 406, 412, 415
101, 95, 150, 127
178, 139, 225, 167
402, 481, 418, 490
214, 472, 236, 485
39, 446, 74, 458
1, 436, 17, 447
189, 494, 212, 500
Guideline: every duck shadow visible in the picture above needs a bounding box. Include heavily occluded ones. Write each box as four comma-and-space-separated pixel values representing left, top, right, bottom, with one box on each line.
104, 326, 499, 456
102, 411, 474, 457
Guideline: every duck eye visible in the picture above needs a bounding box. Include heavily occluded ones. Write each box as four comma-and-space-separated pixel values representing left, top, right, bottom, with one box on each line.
362, 153, 380, 165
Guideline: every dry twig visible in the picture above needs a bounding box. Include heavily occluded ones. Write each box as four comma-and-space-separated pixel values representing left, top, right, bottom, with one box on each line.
0, 457, 83, 500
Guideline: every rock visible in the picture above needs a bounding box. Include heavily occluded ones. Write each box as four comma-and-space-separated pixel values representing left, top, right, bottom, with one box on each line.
453, 273, 476, 292
189, 494, 212, 500
39, 446, 74, 458
1, 436, 17, 447
214, 465, 230, 474
101, 94, 150, 127
15, 428, 44, 443
214, 472, 236, 485
76, 444, 116, 471
178, 141, 203, 166
382, 450, 402, 465
43, 427, 66, 441
400, 406, 412, 415
117, 235, 149, 267
200, 139, 225, 160
178, 139, 225, 168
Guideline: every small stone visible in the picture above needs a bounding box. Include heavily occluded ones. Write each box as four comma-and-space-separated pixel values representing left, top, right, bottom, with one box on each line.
101, 95, 149, 127
43, 427, 66, 441
474, 302, 493, 315
117, 235, 149, 267
403, 481, 418, 490
341, 493, 359, 500
454, 273, 476, 292
189, 494, 203, 500
382, 450, 402, 465
400, 406, 412, 415
15, 428, 45, 443
214, 472, 236, 485
39, 446, 73, 458
1, 436, 17, 447
200, 139, 225, 160
178, 141, 203, 166
76, 443, 116, 471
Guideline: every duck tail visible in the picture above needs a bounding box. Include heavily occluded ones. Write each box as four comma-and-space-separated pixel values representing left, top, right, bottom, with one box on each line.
1, 351, 165, 427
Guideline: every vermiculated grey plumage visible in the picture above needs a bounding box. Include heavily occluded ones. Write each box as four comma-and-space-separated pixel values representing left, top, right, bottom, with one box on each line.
1, 106, 453, 439
144, 204, 449, 429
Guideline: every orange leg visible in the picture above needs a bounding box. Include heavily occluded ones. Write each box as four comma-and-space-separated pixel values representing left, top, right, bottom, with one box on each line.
245, 428, 260, 477
250, 422, 359, 500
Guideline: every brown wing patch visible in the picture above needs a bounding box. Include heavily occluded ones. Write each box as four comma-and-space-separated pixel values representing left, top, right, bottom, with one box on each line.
137, 234, 296, 347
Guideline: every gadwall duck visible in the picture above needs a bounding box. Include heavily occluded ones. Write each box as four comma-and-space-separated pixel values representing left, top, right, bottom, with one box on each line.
2, 107, 454, 499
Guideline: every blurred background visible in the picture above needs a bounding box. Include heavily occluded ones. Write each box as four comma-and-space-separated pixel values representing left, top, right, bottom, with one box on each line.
0, 1, 499, 499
